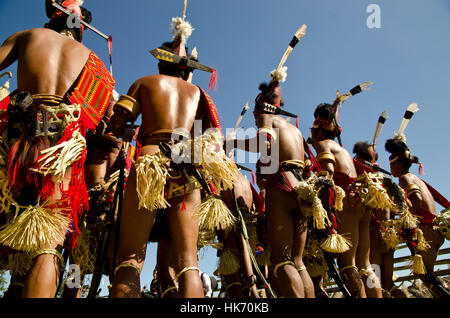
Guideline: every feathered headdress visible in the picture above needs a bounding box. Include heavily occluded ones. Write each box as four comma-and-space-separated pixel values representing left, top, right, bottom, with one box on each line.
150, 0, 217, 90
385, 103, 423, 174
254, 24, 307, 127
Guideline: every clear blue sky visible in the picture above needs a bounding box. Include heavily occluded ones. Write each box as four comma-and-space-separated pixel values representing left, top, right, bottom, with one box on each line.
1, 0, 449, 295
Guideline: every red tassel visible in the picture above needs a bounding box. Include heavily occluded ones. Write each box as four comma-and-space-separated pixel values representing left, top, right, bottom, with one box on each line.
107, 35, 113, 56
295, 117, 299, 129
251, 170, 255, 185
182, 185, 186, 211
418, 163, 425, 175
0, 95, 9, 111
208, 69, 217, 91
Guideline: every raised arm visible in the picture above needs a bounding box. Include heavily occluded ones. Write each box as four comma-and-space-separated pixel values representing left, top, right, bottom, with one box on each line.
226, 114, 275, 154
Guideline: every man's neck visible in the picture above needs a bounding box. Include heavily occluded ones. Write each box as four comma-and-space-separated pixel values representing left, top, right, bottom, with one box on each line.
60, 30, 75, 40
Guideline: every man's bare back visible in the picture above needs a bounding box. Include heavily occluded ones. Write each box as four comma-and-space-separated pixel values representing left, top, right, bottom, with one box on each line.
399, 172, 436, 216
315, 139, 357, 178
0, 28, 90, 95
126, 74, 202, 141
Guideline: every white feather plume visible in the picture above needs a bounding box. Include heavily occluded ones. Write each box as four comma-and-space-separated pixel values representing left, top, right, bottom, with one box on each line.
171, 17, 194, 43
270, 66, 288, 83
75, 0, 84, 6
395, 102, 419, 141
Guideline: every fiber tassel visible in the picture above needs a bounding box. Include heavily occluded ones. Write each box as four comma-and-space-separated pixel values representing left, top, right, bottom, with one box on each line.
411, 254, 426, 275
33, 130, 86, 181
295, 117, 299, 129
334, 186, 345, 211
70, 223, 97, 275
381, 225, 401, 250
197, 195, 236, 233
398, 209, 418, 229
208, 69, 217, 91
0, 204, 71, 252
320, 232, 351, 253
415, 228, 431, 252
418, 163, 425, 175
135, 152, 171, 210
197, 229, 222, 250
356, 172, 395, 210
214, 248, 240, 276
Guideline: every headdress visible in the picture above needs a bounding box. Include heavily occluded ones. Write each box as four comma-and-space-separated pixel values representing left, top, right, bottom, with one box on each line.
384, 103, 423, 174
45, 0, 92, 37
149, 1, 217, 90
254, 25, 307, 127
313, 82, 372, 145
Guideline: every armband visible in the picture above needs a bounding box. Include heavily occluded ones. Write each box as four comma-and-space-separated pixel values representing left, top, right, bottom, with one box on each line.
406, 184, 421, 197
114, 94, 141, 122
258, 126, 277, 143
316, 151, 336, 165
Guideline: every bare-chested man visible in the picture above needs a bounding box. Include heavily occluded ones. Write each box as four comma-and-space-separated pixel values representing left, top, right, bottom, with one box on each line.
353, 141, 408, 298
0, 0, 114, 298
309, 103, 380, 298
227, 79, 314, 298
385, 137, 450, 298
108, 16, 237, 297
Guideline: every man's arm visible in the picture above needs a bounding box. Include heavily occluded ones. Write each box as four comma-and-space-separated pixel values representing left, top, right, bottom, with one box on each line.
0, 31, 22, 72
226, 115, 274, 154
399, 175, 423, 213
109, 80, 141, 138
314, 141, 335, 177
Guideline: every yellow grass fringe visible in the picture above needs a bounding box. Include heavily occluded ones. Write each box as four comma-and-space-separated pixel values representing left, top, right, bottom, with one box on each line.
380, 222, 401, 250
135, 152, 171, 210
197, 229, 223, 250
295, 181, 330, 230
320, 232, 351, 254
71, 222, 97, 275
411, 254, 426, 275
356, 172, 395, 211
197, 195, 236, 233
33, 130, 86, 181
435, 208, 450, 241
334, 186, 345, 211
0, 166, 20, 216
0, 203, 71, 252
415, 228, 431, 252
398, 209, 419, 230
190, 130, 240, 192
215, 248, 240, 276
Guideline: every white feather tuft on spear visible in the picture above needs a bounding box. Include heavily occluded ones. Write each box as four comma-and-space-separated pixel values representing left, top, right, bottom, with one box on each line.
270, 66, 288, 83
171, 17, 194, 43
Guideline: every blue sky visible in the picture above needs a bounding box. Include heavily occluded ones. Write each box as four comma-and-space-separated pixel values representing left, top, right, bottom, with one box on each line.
1, 0, 449, 296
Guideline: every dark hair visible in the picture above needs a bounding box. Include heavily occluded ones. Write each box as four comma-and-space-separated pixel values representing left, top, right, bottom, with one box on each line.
44, 0, 92, 42
385, 138, 413, 169
157, 41, 196, 79
314, 103, 334, 119
353, 141, 378, 162
257, 82, 284, 106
